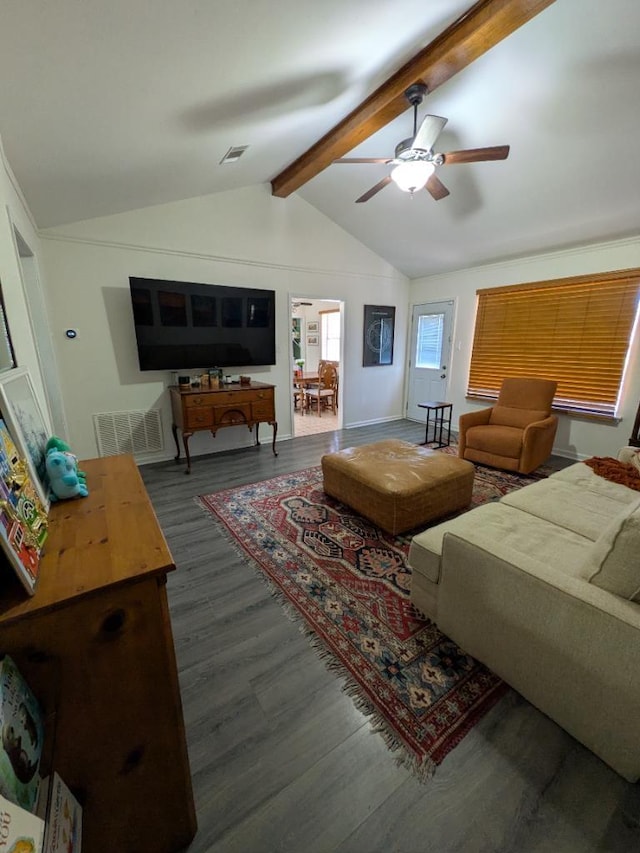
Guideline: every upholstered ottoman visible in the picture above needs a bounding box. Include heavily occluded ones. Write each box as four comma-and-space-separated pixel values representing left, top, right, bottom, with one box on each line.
321, 439, 475, 535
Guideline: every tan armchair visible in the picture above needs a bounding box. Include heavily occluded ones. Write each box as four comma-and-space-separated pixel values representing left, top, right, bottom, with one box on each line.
458, 377, 558, 474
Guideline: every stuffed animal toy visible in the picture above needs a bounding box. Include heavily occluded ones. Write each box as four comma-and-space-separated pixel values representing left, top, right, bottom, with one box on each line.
45, 436, 87, 485
46, 447, 89, 502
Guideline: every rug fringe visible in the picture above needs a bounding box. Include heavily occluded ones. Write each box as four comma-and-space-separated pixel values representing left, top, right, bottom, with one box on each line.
304, 631, 437, 783
195, 496, 436, 783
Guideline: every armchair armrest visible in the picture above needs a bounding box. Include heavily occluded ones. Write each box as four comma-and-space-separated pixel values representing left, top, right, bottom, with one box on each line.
519, 414, 558, 473
457, 407, 492, 456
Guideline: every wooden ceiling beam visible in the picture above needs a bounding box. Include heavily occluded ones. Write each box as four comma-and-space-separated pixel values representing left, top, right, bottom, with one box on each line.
271, 0, 556, 197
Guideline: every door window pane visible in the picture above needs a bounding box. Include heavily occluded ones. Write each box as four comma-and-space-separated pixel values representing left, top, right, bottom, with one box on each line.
416, 314, 444, 368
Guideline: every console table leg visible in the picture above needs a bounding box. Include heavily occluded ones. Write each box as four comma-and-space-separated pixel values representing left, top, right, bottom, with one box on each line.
172, 423, 180, 462
182, 432, 193, 475
271, 421, 278, 456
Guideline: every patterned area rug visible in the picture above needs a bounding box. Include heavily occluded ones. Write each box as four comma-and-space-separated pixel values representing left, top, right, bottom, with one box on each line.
198, 457, 547, 780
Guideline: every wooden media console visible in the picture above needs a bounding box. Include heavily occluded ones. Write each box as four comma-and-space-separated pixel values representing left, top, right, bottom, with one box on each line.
170, 380, 277, 473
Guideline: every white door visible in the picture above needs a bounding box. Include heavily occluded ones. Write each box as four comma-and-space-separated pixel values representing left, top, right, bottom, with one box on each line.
406, 300, 454, 421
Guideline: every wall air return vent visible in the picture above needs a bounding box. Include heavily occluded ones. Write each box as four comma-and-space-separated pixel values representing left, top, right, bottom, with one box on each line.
93, 409, 163, 457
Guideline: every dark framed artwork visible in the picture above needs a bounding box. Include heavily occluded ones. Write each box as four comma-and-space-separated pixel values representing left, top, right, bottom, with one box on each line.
363, 305, 395, 366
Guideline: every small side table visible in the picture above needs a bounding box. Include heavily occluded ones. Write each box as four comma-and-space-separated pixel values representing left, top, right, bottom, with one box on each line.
418, 401, 453, 448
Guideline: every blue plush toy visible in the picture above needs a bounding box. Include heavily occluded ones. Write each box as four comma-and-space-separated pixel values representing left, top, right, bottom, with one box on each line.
45, 436, 87, 485
46, 447, 89, 502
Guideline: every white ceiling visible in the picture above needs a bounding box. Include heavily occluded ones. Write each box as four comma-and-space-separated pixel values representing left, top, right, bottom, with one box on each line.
1, 0, 639, 279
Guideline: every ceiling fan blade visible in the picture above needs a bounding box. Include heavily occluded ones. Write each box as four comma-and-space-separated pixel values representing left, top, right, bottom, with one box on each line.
425, 174, 450, 201
334, 157, 390, 164
442, 145, 510, 164
355, 176, 392, 203
411, 115, 447, 152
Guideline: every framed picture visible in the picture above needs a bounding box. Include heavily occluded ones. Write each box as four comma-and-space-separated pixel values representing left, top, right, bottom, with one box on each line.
363, 305, 395, 366
307, 335, 319, 346
307, 321, 319, 333
0, 369, 50, 509
0, 418, 48, 595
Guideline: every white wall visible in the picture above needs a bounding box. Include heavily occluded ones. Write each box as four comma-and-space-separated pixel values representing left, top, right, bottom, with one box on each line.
0, 137, 53, 432
409, 236, 640, 459
40, 184, 409, 460
7, 125, 637, 465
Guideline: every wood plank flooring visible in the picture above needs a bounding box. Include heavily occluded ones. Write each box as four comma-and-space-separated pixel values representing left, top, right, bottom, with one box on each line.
140, 421, 640, 853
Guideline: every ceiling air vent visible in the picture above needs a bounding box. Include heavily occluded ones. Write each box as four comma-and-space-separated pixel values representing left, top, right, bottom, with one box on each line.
220, 145, 248, 165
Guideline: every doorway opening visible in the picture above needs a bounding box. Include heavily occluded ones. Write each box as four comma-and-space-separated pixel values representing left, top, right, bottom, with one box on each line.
13, 225, 68, 438
291, 297, 343, 437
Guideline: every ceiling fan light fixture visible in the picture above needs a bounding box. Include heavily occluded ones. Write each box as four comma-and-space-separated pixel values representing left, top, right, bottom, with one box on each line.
390, 160, 435, 193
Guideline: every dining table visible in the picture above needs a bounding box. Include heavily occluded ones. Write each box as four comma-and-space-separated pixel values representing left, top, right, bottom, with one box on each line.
293, 372, 320, 414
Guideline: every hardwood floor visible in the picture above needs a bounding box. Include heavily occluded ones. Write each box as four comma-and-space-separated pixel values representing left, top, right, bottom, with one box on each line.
140, 421, 640, 853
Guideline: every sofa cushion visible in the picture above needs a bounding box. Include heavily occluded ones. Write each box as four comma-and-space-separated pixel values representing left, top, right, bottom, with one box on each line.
409, 501, 593, 587
587, 497, 640, 601
489, 405, 548, 430
550, 462, 640, 505
500, 478, 629, 540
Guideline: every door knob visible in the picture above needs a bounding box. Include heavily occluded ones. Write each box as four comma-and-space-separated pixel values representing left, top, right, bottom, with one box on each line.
440, 374, 446, 379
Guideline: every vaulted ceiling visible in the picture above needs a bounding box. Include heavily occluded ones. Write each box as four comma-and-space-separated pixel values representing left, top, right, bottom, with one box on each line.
1, 0, 639, 278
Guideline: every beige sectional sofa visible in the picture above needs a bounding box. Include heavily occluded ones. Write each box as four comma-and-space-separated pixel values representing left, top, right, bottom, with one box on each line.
408, 451, 640, 781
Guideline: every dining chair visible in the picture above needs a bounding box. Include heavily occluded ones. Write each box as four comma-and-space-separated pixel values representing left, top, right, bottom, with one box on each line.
304, 362, 338, 416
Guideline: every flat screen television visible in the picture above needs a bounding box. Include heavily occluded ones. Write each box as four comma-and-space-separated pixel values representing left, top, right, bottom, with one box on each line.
129, 277, 276, 370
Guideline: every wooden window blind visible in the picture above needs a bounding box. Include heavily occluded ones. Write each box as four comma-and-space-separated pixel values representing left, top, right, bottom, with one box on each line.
467, 268, 640, 417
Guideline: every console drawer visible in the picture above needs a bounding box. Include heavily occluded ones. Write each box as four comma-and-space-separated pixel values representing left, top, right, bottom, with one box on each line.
184, 395, 212, 408
215, 390, 260, 405
184, 408, 214, 429
251, 401, 275, 420
213, 404, 251, 426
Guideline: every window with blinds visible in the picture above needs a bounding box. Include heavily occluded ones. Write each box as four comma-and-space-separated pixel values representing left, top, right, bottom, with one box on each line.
467, 268, 640, 418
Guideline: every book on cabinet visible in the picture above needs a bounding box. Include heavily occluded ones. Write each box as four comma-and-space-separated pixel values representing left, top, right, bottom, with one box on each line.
37, 772, 82, 853
0, 655, 44, 813
0, 791, 46, 852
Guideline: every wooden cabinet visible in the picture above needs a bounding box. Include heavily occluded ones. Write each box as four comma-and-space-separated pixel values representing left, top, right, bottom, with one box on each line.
0, 455, 196, 853
170, 381, 277, 473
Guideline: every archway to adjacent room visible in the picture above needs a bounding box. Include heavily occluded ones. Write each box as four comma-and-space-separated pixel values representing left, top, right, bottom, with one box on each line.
290, 296, 343, 437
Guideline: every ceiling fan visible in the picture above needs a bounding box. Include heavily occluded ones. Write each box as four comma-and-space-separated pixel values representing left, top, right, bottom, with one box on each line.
271, 1, 555, 198
333, 83, 510, 203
